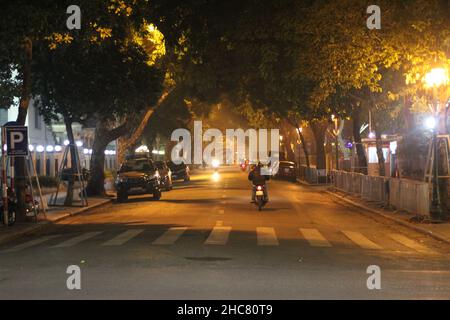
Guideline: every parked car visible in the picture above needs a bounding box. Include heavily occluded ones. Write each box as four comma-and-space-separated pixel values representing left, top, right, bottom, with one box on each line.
274, 161, 297, 182
167, 161, 190, 181
115, 157, 162, 202
154, 160, 173, 191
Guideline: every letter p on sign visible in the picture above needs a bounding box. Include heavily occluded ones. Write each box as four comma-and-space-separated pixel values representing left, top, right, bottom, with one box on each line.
5, 126, 29, 156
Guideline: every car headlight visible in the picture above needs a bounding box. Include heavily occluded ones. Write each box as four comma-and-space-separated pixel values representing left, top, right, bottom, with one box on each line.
115, 177, 125, 184
211, 159, 220, 168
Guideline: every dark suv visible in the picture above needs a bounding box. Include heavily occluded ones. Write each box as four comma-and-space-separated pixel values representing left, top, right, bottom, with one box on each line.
115, 158, 162, 202
167, 161, 190, 181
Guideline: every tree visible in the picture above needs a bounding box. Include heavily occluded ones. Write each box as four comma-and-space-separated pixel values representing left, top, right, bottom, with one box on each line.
31, 2, 165, 197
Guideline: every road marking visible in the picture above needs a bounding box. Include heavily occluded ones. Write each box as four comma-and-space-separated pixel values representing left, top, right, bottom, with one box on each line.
299, 228, 331, 247
389, 233, 437, 254
2, 235, 60, 253
51, 231, 102, 248
205, 225, 231, 245
101, 229, 145, 246
153, 227, 187, 245
341, 231, 382, 250
257, 227, 279, 246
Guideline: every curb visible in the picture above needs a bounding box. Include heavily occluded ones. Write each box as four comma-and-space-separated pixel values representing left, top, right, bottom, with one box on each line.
325, 190, 450, 246
0, 198, 112, 246
296, 178, 330, 187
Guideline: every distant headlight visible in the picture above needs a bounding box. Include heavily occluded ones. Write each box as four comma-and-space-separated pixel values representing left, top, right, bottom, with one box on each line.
211, 159, 220, 168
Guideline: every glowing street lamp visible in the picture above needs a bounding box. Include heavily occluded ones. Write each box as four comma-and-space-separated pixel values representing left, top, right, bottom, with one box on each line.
424, 116, 437, 130
424, 68, 449, 89
423, 67, 449, 221
331, 115, 340, 170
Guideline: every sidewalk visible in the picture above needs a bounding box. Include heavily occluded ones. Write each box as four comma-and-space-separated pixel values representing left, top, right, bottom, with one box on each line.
326, 189, 450, 245
0, 195, 113, 245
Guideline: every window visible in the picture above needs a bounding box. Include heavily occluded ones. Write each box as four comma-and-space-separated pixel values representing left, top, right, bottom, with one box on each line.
36, 159, 41, 175
46, 159, 50, 176
34, 107, 42, 130
368, 147, 390, 164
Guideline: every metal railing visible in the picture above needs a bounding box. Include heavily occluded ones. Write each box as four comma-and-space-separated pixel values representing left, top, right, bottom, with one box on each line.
331, 170, 430, 216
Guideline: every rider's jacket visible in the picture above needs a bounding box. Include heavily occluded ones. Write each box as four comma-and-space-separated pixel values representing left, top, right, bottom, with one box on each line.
248, 167, 269, 185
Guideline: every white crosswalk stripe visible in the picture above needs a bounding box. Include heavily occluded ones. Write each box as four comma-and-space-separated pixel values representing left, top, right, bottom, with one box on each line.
299, 228, 331, 247
205, 225, 231, 245
101, 229, 145, 246
256, 227, 279, 246
341, 231, 382, 250
389, 233, 437, 254
1, 235, 60, 253
153, 227, 187, 245
51, 231, 103, 248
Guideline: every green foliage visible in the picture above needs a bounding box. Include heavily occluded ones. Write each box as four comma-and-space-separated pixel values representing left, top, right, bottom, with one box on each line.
33, 176, 58, 188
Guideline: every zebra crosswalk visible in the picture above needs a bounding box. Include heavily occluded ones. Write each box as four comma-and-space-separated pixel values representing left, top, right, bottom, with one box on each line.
299, 228, 331, 247
101, 229, 145, 246
0, 224, 440, 255
152, 227, 187, 245
51, 231, 102, 248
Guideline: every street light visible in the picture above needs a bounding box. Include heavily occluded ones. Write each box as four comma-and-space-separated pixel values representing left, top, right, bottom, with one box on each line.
332, 115, 340, 170
423, 67, 449, 221
425, 116, 437, 130
424, 68, 449, 89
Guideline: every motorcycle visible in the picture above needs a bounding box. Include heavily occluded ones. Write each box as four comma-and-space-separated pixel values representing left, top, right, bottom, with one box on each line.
25, 194, 40, 216
253, 184, 268, 211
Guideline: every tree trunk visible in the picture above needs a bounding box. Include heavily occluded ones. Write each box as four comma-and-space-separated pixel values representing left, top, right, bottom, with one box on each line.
64, 118, 78, 205
86, 119, 128, 196
352, 107, 368, 174
14, 37, 33, 221
86, 122, 109, 196
297, 127, 310, 168
372, 114, 386, 176
310, 121, 327, 170
16, 37, 32, 125
117, 90, 170, 164
280, 127, 296, 161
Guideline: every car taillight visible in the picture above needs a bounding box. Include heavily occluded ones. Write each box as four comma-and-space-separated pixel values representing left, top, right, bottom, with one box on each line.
257, 186, 262, 191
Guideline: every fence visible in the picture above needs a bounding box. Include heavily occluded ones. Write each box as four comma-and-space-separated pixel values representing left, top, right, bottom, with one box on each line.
299, 165, 319, 184
331, 170, 430, 216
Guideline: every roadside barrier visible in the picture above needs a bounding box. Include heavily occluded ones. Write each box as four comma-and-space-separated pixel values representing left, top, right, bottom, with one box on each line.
331, 170, 430, 216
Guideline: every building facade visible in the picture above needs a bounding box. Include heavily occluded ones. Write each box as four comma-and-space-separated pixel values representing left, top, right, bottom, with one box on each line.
0, 101, 118, 177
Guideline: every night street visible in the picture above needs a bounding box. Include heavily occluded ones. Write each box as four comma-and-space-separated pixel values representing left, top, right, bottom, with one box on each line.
1, 166, 449, 299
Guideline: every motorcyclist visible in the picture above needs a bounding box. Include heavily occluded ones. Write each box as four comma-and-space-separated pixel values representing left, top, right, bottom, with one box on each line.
248, 162, 270, 202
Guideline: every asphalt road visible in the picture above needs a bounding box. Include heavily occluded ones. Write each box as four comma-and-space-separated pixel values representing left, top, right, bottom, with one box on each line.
1, 166, 450, 299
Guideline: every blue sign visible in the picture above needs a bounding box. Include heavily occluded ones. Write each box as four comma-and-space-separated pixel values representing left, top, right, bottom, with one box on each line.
5, 126, 28, 156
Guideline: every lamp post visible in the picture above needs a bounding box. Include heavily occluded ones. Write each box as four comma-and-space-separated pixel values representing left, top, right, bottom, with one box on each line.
424, 67, 449, 221
331, 115, 339, 170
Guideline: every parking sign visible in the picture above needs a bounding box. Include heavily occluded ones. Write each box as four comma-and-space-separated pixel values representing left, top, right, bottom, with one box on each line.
5, 126, 29, 156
